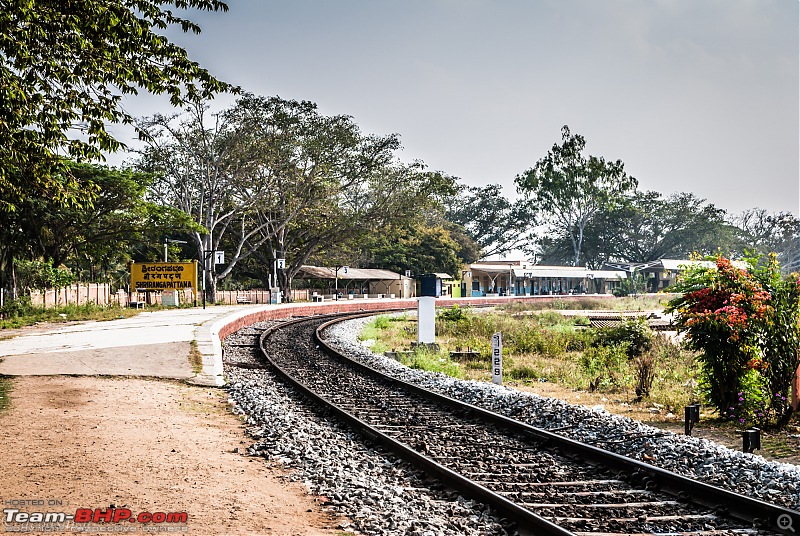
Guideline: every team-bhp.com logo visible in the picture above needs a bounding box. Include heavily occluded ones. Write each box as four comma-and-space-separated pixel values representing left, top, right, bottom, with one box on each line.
4, 507, 188, 532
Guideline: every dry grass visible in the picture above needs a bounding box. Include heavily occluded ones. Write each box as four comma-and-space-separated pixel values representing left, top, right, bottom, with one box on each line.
368, 307, 698, 412
189, 340, 203, 374
0, 376, 11, 413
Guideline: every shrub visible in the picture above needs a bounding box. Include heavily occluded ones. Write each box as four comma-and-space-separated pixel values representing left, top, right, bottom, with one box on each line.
401, 347, 464, 379
437, 305, 470, 322
573, 315, 591, 327
632, 353, 656, 400
508, 365, 538, 381
667, 254, 800, 428
372, 315, 391, 329
578, 343, 630, 392
592, 316, 653, 358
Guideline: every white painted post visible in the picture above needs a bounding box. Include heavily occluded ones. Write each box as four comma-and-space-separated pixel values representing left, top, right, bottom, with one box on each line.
491, 332, 503, 385
417, 296, 436, 344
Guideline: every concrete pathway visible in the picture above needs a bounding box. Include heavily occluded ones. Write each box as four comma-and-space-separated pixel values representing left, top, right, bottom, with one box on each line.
0, 306, 241, 384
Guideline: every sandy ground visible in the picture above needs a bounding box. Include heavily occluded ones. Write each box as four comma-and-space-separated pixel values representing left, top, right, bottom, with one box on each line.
0, 376, 343, 535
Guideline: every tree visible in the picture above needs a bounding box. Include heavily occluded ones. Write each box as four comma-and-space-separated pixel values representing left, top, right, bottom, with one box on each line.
446, 184, 532, 259
563, 191, 740, 267
138, 95, 455, 301
362, 221, 465, 278
730, 209, 800, 263
14, 259, 75, 305
137, 99, 278, 302
251, 163, 460, 300
0, 161, 197, 296
515, 126, 637, 266
0, 0, 232, 211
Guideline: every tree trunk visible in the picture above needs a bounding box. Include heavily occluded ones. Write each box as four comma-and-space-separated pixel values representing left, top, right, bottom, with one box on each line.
277, 269, 292, 303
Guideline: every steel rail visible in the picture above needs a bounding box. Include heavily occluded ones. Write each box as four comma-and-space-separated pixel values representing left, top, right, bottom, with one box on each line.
259, 312, 572, 536
257, 310, 799, 535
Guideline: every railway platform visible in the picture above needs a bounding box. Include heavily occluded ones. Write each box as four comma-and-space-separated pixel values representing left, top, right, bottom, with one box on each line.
0, 294, 611, 386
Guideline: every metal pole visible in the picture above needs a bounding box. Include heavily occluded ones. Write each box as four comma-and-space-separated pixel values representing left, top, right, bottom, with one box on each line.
164, 242, 168, 262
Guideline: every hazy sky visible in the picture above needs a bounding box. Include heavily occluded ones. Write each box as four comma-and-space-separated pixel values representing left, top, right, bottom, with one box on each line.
114, 0, 799, 216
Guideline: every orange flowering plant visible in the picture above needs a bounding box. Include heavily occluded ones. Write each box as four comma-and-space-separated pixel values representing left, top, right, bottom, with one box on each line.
667, 254, 800, 428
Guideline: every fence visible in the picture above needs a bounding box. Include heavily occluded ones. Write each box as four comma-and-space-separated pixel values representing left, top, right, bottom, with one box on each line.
29, 283, 124, 308
215, 288, 310, 305
25, 285, 312, 308
28, 284, 197, 308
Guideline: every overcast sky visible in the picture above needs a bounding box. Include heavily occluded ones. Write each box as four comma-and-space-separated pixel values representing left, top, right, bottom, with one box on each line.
114, 0, 799, 217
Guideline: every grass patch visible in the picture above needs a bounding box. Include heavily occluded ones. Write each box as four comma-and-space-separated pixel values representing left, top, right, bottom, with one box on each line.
399, 347, 464, 379
359, 314, 413, 351
0, 376, 12, 413
364, 306, 699, 412
189, 340, 203, 374
0, 301, 140, 330
498, 294, 670, 314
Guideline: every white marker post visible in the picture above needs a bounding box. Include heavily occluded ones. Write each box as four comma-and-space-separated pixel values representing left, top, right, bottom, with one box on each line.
491, 332, 503, 385
417, 297, 436, 343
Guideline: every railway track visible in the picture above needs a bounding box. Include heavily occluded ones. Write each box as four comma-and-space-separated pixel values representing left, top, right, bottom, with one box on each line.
253, 311, 798, 535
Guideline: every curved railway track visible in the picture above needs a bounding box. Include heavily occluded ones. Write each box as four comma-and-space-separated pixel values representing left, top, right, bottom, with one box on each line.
254, 311, 798, 535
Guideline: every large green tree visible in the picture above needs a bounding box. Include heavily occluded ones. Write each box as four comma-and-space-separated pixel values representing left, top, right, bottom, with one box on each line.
138, 95, 456, 301
137, 99, 278, 302
558, 191, 740, 267
446, 184, 532, 259
515, 126, 637, 266
0, 0, 232, 211
0, 161, 195, 295
361, 221, 465, 278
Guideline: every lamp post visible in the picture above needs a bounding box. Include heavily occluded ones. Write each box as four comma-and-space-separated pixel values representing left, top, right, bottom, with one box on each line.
334, 266, 340, 300
164, 238, 187, 262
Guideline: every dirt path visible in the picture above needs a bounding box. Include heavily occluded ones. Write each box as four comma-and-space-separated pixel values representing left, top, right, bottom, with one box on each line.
0, 376, 343, 535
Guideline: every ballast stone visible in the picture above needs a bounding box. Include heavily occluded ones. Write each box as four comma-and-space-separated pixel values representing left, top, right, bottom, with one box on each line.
324, 316, 800, 511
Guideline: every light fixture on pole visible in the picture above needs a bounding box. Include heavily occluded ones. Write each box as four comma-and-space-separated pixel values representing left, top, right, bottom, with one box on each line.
164, 238, 188, 262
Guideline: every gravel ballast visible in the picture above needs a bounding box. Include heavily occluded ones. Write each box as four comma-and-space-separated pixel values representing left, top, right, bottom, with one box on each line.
225, 316, 800, 535
225, 323, 513, 536
324, 316, 800, 512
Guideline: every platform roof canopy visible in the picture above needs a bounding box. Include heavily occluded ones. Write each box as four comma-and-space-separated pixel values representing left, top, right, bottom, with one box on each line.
295, 265, 409, 281
470, 263, 626, 280
604, 259, 746, 272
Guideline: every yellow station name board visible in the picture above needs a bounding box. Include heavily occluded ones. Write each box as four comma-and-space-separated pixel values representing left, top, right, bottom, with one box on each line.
130, 261, 198, 291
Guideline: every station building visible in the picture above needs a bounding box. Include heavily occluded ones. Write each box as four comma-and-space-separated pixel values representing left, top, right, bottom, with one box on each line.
460, 261, 627, 297
603, 258, 747, 293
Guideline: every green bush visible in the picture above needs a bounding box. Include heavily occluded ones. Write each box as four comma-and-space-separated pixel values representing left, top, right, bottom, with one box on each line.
401, 347, 464, 379
592, 316, 653, 358
372, 315, 391, 329
578, 343, 630, 392
668, 254, 800, 427
508, 365, 538, 380
573, 315, 590, 327
437, 305, 470, 322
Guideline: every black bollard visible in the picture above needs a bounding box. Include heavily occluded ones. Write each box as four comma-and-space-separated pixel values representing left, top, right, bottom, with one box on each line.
684, 404, 700, 435
742, 428, 761, 453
